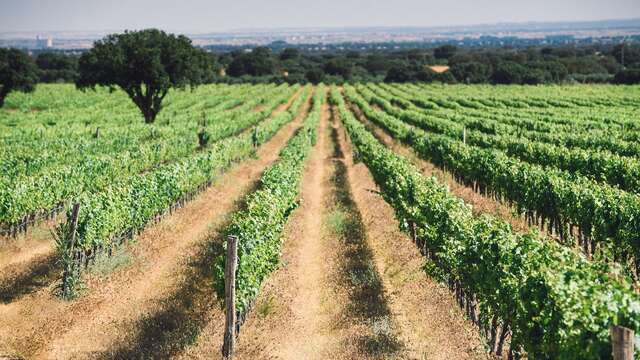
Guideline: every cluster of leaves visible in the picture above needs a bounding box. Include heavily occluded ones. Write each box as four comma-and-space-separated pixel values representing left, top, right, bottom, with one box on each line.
76, 29, 215, 123
215, 42, 640, 85
346, 85, 640, 276
60, 85, 309, 252
0, 84, 296, 225
213, 86, 326, 314
0, 48, 39, 107
54, 86, 312, 296
331, 87, 640, 359
35, 52, 79, 83
360, 84, 640, 193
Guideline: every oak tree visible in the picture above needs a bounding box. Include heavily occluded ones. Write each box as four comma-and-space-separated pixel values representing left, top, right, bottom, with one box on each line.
77, 29, 213, 123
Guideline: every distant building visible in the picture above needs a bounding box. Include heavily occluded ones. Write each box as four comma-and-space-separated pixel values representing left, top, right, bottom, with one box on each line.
36, 35, 53, 49
428, 65, 450, 73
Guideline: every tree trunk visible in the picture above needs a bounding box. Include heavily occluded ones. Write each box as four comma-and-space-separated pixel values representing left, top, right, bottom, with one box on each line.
0, 88, 8, 108
143, 109, 156, 124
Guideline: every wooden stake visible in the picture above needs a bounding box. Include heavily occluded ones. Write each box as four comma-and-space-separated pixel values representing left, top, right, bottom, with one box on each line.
611, 326, 634, 360
222, 235, 238, 359
69, 203, 81, 251
463, 127, 466, 145
410, 220, 417, 244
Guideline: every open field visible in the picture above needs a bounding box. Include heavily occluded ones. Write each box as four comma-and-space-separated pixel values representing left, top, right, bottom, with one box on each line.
1, 83, 639, 359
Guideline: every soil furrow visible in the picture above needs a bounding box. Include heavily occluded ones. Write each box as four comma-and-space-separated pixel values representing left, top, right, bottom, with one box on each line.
336, 104, 490, 359
0, 90, 309, 359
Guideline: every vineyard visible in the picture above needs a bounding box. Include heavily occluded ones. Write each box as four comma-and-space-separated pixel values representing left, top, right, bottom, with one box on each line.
0, 83, 639, 359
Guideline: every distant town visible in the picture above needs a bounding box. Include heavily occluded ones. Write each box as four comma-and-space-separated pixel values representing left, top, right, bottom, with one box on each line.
1, 18, 639, 54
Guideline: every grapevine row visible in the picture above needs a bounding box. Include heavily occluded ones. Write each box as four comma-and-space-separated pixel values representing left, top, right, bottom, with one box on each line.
346, 85, 640, 277
213, 86, 325, 317
331, 86, 640, 359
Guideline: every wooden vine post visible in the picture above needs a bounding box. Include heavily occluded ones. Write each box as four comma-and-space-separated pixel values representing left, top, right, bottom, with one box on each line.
61, 203, 81, 298
222, 235, 238, 359
69, 203, 81, 251
611, 326, 634, 360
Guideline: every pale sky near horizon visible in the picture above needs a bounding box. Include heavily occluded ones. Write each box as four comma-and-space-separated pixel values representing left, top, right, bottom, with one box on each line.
1, 0, 639, 33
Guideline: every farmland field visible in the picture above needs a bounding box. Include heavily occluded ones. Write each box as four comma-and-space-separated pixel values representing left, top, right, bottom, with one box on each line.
1, 83, 639, 359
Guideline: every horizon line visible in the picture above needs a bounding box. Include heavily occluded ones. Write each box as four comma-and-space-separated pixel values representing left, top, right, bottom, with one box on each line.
1, 16, 639, 36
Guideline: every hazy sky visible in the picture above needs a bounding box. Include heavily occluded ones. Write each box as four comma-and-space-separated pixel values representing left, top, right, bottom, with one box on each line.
1, 0, 639, 33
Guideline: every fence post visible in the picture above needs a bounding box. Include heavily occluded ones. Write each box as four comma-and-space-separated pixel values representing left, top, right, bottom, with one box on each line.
222, 235, 238, 359
611, 326, 634, 360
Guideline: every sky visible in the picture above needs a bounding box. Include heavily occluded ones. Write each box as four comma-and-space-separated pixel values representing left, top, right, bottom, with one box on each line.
1, 0, 639, 33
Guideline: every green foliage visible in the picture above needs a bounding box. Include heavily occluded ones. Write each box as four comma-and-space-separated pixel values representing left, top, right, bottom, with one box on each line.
63, 85, 306, 252
213, 86, 326, 314
450, 61, 491, 84
42, 85, 307, 294
0, 84, 296, 227
76, 29, 213, 123
347, 84, 640, 274
491, 61, 527, 84
36, 52, 79, 83
0, 48, 39, 107
433, 45, 458, 60
331, 86, 640, 359
614, 68, 640, 84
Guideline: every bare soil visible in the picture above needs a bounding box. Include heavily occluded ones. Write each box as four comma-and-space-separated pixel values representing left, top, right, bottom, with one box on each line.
0, 223, 59, 305
0, 90, 309, 359
225, 101, 346, 359
336, 106, 489, 359
0, 88, 494, 359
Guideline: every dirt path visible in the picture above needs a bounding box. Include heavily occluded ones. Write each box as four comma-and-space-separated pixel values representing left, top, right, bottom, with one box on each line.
235, 102, 337, 359
0, 223, 54, 269
0, 222, 59, 303
0, 90, 310, 359
216, 99, 402, 359
0, 225, 57, 304
178, 99, 344, 359
336, 106, 489, 359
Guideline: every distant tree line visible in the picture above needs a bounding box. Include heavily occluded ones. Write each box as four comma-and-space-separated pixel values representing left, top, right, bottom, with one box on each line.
30, 42, 635, 85
212, 43, 640, 85
3, 37, 640, 108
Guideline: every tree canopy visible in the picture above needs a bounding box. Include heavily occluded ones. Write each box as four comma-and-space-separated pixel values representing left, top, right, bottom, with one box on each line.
76, 29, 213, 123
36, 52, 79, 83
0, 48, 39, 108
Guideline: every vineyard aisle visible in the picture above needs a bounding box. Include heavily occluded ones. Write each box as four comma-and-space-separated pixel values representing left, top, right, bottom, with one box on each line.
228, 101, 346, 359
215, 96, 399, 359
335, 105, 489, 359
184, 98, 492, 359
0, 90, 310, 359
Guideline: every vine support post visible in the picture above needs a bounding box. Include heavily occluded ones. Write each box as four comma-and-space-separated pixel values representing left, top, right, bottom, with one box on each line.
463, 127, 466, 145
222, 235, 238, 359
409, 220, 417, 244
69, 203, 81, 251
611, 326, 634, 360
61, 202, 81, 299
